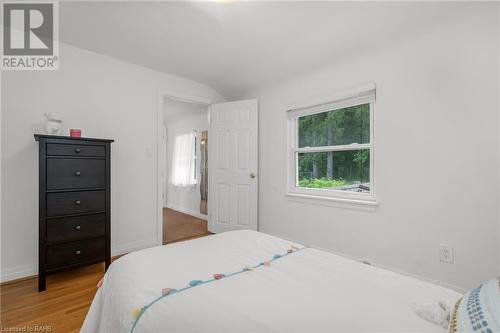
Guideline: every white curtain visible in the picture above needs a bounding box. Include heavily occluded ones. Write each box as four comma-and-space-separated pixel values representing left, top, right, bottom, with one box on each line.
171, 131, 197, 187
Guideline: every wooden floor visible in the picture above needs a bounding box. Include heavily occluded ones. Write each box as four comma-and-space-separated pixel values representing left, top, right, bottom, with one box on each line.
163, 208, 210, 244
0, 263, 108, 333
1, 209, 210, 332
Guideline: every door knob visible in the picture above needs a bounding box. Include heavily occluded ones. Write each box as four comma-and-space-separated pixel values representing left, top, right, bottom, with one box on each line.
75, 250, 81, 255
75, 225, 81, 231
250, 172, 256, 179
75, 171, 81, 176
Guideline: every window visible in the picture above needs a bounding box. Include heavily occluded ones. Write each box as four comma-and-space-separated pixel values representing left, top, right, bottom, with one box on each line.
171, 131, 197, 187
287, 87, 375, 203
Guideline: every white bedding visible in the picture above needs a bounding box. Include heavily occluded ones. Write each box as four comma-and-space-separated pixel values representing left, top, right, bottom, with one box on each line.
82, 230, 461, 333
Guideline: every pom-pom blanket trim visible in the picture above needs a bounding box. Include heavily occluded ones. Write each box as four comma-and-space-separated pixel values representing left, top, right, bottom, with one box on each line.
130, 245, 307, 332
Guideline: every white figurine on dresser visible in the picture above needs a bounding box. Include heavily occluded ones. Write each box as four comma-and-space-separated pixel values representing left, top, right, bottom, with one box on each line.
44, 113, 62, 135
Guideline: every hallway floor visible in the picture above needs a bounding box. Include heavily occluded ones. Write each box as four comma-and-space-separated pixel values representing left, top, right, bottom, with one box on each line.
163, 208, 211, 244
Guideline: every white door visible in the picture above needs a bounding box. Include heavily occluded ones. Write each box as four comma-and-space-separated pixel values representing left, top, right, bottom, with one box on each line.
209, 99, 258, 233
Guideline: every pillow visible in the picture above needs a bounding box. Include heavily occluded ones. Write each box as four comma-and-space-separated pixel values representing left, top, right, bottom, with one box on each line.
449, 277, 500, 333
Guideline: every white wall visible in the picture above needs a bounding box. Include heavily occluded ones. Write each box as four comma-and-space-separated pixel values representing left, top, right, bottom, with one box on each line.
498, 3, 500, 277
249, 7, 499, 290
163, 99, 208, 219
0, 42, 223, 282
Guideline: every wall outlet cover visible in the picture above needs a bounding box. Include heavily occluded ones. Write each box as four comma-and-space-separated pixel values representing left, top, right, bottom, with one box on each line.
439, 245, 454, 264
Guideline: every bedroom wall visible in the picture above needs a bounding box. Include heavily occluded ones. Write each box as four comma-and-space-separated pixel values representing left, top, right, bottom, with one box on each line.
163, 99, 208, 220
498, 3, 500, 278
0, 42, 223, 282
250, 6, 499, 290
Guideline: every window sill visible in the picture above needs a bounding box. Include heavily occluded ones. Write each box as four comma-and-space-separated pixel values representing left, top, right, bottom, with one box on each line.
285, 192, 378, 207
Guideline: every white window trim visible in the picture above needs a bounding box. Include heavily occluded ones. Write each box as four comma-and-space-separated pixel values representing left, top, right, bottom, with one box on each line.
286, 84, 377, 206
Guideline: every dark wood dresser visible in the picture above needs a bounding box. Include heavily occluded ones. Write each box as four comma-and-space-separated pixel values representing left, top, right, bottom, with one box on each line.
34, 134, 114, 291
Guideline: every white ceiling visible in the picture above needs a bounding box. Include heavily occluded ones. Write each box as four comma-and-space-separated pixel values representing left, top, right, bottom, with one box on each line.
60, 1, 476, 99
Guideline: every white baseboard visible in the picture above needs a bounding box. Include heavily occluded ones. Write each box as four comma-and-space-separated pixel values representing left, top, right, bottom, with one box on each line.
0, 238, 158, 283
0, 263, 38, 283
111, 238, 158, 256
165, 203, 208, 221
111, 238, 159, 257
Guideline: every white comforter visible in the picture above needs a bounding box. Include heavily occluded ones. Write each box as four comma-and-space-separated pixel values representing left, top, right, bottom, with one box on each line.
82, 230, 461, 333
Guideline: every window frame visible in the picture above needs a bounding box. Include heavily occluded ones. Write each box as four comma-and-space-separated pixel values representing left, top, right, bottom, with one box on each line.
286, 87, 376, 204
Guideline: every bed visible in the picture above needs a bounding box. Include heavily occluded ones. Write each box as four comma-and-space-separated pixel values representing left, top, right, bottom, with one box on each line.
82, 230, 461, 332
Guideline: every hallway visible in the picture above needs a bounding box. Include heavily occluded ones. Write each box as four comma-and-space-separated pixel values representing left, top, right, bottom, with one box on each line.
163, 208, 211, 244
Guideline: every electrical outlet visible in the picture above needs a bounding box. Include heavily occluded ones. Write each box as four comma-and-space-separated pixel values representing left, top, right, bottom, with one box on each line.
439, 245, 454, 264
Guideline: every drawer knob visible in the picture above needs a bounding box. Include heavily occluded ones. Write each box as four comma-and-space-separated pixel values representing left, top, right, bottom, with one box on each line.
75, 171, 81, 176
75, 148, 81, 153
75, 225, 81, 231
75, 200, 81, 205
75, 250, 81, 255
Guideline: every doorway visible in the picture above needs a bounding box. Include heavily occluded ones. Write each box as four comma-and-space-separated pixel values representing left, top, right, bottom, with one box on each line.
156, 92, 259, 245
160, 95, 211, 244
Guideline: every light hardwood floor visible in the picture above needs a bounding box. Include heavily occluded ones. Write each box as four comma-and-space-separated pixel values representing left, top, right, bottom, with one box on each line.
1, 209, 211, 332
1, 262, 108, 333
163, 208, 210, 244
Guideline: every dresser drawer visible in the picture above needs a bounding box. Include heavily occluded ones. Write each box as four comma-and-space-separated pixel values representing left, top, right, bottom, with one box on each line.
46, 237, 105, 270
47, 143, 105, 157
47, 191, 105, 217
47, 158, 105, 190
47, 213, 105, 244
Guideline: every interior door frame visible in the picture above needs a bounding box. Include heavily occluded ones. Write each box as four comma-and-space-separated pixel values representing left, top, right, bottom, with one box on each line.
156, 89, 215, 246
